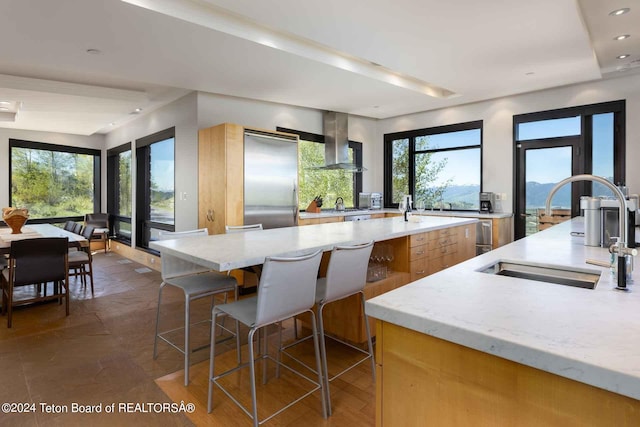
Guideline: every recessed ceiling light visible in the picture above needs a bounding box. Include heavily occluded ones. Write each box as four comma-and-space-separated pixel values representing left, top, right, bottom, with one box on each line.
614, 34, 630, 41
134, 108, 142, 112
609, 8, 630, 16
110, 122, 116, 126
86, 48, 102, 55
0, 101, 10, 106
617, 54, 631, 59
0, 107, 9, 111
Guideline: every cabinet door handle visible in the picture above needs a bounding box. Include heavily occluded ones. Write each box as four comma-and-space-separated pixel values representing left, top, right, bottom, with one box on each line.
416, 270, 425, 274
416, 250, 425, 255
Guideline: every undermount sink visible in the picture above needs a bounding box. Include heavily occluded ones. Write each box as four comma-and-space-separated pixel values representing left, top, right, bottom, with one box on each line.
479, 260, 601, 290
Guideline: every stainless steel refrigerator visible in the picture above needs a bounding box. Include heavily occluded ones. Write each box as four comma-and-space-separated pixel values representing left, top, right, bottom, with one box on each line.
243, 130, 298, 229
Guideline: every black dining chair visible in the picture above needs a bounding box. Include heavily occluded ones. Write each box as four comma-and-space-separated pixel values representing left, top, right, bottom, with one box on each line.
68, 225, 95, 293
1, 237, 70, 328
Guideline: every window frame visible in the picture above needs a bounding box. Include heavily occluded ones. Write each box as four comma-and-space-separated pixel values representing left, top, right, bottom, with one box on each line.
383, 120, 483, 210
276, 127, 363, 210
107, 142, 132, 245
135, 127, 175, 252
512, 100, 626, 240
8, 139, 101, 224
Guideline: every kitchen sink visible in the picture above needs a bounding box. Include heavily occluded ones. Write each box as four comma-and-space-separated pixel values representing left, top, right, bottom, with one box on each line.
478, 260, 601, 289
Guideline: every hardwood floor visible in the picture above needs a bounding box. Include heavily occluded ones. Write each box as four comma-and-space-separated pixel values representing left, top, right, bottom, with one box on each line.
0, 250, 375, 426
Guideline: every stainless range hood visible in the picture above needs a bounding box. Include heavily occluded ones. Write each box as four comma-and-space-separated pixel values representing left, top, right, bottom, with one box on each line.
319, 111, 366, 172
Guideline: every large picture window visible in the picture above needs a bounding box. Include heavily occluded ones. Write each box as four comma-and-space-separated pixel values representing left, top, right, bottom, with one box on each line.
107, 143, 132, 243
384, 121, 482, 210
277, 127, 362, 210
136, 128, 175, 251
9, 139, 100, 223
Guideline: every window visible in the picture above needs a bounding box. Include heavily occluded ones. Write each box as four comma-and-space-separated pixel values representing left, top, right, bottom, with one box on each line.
277, 127, 363, 210
9, 139, 100, 223
135, 128, 175, 250
384, 121, 482, 210
107, 143, 132, 243
513, 100, 625, 239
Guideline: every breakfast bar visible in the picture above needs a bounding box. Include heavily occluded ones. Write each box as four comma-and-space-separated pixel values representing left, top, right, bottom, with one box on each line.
150, 216, 477, 344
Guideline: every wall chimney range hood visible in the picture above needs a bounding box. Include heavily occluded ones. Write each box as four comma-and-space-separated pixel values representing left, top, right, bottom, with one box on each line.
319, 111, 366, 172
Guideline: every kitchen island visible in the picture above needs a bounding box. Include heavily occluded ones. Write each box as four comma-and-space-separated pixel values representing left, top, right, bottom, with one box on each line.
366, 218, 640, 426
151, 216, 477, 343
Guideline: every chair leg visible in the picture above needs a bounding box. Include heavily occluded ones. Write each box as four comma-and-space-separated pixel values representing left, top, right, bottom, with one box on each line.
64, 279, 70, 316
310, 310, 328, 419
184, 294, 191, 387
153, 283, 166, 360
87, 260, 94, 294
208, 310, 220, 413
262, 327, 268, 385
361, 291, 376, 382
248, 327, 259, 427
317, 303, 332, 416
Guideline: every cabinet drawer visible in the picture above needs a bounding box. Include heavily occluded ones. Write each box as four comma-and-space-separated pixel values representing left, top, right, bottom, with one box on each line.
427, 236, 457, 251
410, 258, 428, 282
431, 243, 458, 258
410, 245, 428, 261
428, 252, 458, 275
428, 228, 455, 241
410, 233, 428, 247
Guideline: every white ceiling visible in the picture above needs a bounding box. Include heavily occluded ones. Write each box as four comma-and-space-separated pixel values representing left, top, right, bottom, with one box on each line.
0, 0, 638, 136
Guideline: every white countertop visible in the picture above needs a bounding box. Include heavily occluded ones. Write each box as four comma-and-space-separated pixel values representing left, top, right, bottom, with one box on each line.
366, 218, 640, 400
150, 216, 476, 272
299, 209, 511, 219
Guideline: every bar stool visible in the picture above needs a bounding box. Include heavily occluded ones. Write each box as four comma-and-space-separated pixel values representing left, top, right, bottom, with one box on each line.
281, 241, 375, 415
153, 228, 239, 386
207, 250, 327, 426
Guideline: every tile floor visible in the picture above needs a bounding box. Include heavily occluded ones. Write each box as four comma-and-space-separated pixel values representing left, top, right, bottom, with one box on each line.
0, 251, 375, 427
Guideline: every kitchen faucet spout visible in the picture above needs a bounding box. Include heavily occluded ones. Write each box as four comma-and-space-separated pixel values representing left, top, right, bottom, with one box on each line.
544, 174, 636, 290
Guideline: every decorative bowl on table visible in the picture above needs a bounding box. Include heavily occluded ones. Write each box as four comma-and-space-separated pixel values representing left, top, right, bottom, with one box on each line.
2, 207, 29, 234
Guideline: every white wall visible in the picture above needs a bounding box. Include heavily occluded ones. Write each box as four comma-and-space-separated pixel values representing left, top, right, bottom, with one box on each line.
376, 72, 640, 213
0, 128, 104, 209
105, 92, 198, 240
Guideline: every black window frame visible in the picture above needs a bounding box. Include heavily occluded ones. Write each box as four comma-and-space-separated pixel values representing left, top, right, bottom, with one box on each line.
107, 142, 132, 245
8, 139, 101, 225
512, 100, 626, 239
383, 120, 483, 210
135, 127, 176, 252
276, 127, 363, 209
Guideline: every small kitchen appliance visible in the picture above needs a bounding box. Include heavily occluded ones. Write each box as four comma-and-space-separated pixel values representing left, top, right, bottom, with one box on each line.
358, 192, 383, 210
479, 192, 496, 213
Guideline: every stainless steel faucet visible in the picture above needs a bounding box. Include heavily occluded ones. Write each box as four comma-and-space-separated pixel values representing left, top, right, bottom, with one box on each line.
544, 174, 637, 290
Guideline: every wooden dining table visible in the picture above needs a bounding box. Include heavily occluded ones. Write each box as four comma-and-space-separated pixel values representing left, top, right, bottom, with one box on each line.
0, 224, 88, 255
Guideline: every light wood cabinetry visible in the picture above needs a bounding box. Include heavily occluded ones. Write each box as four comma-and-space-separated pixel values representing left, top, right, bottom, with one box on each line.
298, 216, 344, 226
492, 216, 513, 248
375, 321, 640, 427
409, 224, 476, 280
198, 123, 245, 235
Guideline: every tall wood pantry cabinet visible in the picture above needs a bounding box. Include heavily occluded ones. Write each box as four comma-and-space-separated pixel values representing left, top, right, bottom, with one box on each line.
198, 123, 245, 236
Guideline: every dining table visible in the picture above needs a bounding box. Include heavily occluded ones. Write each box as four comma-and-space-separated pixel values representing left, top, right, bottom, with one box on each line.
0, 223, 88, 255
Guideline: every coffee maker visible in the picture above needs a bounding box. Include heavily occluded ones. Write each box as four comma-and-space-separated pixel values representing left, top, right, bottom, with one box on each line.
479, 192, 496, 213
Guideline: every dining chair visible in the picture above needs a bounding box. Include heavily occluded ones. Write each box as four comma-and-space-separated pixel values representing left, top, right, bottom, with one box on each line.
84, 213, 110, 253
207, 249, 327, 426
280, 241, 375, 415
63, 221, 75, 232
68, 225, 95, 293
1, 237, 69, 328
153, 228, 239, 386
72, 222, 83, 235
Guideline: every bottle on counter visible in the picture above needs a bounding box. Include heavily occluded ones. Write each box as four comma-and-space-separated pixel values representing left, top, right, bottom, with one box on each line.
403, 195, 413, 222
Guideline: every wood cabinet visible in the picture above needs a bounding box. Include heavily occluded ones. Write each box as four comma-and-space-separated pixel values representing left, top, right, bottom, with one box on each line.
409, 224, 476, 280
492, 216, 513, 248
198, 123, 245, 235
298, 216, 344, 226
375, 321, 640, 427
